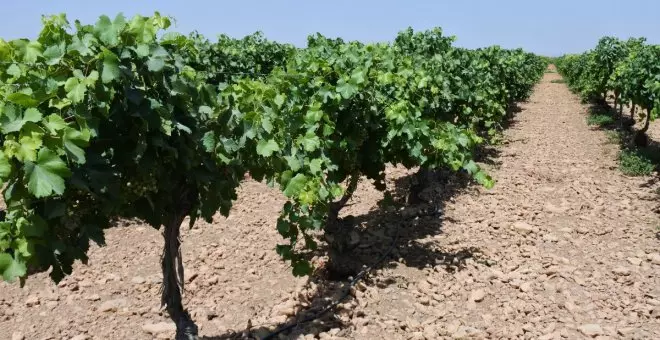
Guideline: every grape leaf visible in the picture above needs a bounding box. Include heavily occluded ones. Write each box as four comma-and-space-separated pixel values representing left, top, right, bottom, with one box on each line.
299, 133, 320, 152
95, 14, 127, 46
43, 43, 66, 65
202, 131, 216, 152
23, 41, 43, 63
6, 64, 21, 77
64, 78, 86, 104
463, 160, 479, 175
304, 109, 323, 124
147, 46, 168, 72
256, 139, 280, 157
68, 33, 97, 56
0, 151, 11, 180
274, 94, 285, 108
63, 128, 89, 164
336, 79, 358, 99
101, 50, 121, 83
0, 253, 26, 282
23, 108, 42, 123
43, 114, 68, 134
6, 93, 39, 108
283, 173, 307, 198
25, 148, 72, 198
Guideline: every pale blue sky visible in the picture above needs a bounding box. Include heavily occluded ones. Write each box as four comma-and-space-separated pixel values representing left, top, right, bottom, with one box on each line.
1, 0, 659, 56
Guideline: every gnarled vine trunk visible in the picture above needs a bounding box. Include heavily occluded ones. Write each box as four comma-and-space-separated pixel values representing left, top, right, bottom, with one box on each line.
325, 174, 361, 279
640, 107, 652, 134
633, 107, 652, 148
408, 168, 433, 204
327, 173, 360, 225
162, 188, 198, 340
613, 92, 619, 117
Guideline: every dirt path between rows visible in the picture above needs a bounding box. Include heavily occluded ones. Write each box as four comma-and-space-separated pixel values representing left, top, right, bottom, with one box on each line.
2, 71, 659, 340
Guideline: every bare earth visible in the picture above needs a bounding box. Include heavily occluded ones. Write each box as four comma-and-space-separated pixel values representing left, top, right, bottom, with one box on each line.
2, 72, 659, 340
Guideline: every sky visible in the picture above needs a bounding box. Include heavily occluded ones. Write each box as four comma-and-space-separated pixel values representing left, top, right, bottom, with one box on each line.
1, 0, 659, 56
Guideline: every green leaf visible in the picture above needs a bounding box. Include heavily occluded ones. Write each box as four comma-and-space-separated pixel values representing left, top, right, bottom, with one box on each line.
43, 43, 66, 65
23, 108, 42, 123
135, 44, 150, 58
23, 41, 43, 63
3, 131, 43, 162
95, 14, 126, 46
18, 217, 45, 238
198, 105, 213, 116
6, 93, 39, 108
299, 132, 320, 152
68, 33, 97, 56
0, 151, 11, 180
15, 239, 32, 257
261, 118, 273, 133
6, 64, 21, 77
85, 70, 99, 86
49, 98, 72, 110
330, 184, 344, 198
18, 133, 42, 162
0, 107, 41, 134
147, 46, 168, 72
175, 122, 192, 134
463, 160, 479, 175
64, 78, 86, 104
336, 79, 358, 99
127, 15, 158, 44
457, 134, 470, 147
201, 131, 215, 153
285, 156, 301, 171
101, 50, 121, 83
0, 106, 23, 133
274, 94, 285, 108
43, 114, 67, 134
0, 253, 26, 282
305, 109, 323, 124
63, 128, 89, 164
25, 148, 72, 198
322, 124, 334, 136
256, 139, 280, 157
283, 173, 307, 198
308, 158, 322, 174
350, 69, 366, 84
474, 171, 494, 189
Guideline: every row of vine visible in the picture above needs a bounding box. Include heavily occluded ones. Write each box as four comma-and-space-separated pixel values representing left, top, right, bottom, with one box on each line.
556, 37, 660, 136
0, 13, 546, 338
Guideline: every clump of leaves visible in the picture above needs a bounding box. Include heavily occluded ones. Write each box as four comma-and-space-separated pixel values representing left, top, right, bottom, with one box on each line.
587, 112, 615, 127
604, 130, 621, 144
619, 149, 655, 176
550, 79, 566, 84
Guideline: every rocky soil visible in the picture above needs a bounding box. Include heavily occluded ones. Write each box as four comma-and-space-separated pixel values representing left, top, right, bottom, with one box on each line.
2, 71, 659, 340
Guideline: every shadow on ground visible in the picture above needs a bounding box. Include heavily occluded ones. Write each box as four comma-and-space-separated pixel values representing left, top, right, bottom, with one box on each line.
585, 103, 660, 176
199, 168, 489, 339
199, 112, 516, 339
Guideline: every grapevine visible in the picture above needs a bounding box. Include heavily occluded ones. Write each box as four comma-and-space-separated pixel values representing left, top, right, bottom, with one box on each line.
0, 13, 546, 339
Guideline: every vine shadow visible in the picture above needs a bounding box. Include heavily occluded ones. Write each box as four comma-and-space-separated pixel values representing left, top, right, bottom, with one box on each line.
586, 102, 660, 174
198, 168, 490, 340
200, 123, 511, 339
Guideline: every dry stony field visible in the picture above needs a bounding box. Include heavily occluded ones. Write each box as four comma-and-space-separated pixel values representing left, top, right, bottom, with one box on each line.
1, 71, 659, 339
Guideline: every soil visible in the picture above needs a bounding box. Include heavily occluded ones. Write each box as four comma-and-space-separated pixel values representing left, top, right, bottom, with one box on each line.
2, 71, 660, 340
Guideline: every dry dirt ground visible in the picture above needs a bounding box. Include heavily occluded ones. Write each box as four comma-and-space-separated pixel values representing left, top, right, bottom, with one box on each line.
2, 71, 660, 340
